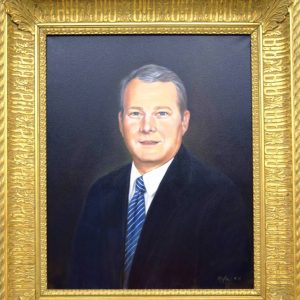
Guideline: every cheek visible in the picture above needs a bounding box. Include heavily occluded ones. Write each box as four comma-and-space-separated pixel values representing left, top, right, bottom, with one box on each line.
123, 121, 139, 136
158, 120, 182, 135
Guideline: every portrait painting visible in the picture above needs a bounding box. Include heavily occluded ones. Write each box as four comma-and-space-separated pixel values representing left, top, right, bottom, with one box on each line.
46, 34, 254, 289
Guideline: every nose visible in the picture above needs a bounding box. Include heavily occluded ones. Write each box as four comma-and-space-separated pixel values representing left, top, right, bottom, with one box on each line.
140, 114, 156, 133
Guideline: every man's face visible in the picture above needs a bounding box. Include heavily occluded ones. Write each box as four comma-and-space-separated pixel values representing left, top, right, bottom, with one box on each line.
119, 78, 190, 174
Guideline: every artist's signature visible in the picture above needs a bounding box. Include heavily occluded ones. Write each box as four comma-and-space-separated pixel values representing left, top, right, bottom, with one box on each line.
217, 275, 241, 284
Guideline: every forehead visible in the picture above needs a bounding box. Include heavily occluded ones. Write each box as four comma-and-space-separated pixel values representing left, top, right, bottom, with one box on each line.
124, 78, 179, 106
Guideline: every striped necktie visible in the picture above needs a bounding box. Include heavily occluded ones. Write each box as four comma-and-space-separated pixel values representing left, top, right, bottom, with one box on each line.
124, 176, 146, 284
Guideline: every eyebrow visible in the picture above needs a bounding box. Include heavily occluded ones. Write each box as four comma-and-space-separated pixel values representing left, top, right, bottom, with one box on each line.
126, 106, 172, 111
127, 107, 143, 110
154, 106, 172, 110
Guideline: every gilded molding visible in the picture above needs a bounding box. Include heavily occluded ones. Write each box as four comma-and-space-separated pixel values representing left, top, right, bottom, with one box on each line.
2, 0, 295, 35
39, 25, 257, 36
250, 29, 262, 294
0, 1, 6, 300
2, 0, 298, 299
39, 28, 47, 295
4, 0, 41, 34
263, 18, 294, 299
39, 25, 260, 298
36, 0, 262, 23
7, 21, 35, 299
293, 0, 300, 298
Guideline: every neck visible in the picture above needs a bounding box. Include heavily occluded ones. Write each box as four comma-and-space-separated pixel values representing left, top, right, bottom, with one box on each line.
133, 159, 174, 175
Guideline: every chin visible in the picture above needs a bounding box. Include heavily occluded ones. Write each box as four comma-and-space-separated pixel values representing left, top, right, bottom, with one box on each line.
138, 155, 163, 163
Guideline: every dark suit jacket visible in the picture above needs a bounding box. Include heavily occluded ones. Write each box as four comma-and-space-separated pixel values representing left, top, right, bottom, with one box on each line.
69, 145, 253, 289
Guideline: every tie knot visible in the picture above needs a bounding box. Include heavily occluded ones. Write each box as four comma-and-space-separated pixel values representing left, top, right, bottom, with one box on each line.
135, 176, 146, 193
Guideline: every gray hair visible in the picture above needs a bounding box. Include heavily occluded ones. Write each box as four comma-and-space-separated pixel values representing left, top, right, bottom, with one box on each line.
120, 64, 188, 115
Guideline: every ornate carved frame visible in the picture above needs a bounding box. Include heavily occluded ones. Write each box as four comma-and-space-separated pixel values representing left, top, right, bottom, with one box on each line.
0, 0, 299, 299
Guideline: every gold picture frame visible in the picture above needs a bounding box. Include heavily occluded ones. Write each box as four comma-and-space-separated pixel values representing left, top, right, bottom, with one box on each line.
0, 0, 299, 299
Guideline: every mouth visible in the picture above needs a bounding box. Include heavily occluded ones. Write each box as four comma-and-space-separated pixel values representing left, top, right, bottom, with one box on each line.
138, 140, 160, 145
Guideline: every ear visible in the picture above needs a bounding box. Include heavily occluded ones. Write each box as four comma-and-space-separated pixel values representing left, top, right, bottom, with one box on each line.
118, 112, 124, 137
181, 110, 190, 135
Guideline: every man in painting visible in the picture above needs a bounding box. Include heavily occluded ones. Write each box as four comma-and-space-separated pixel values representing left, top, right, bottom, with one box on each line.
69, 64, 253, 289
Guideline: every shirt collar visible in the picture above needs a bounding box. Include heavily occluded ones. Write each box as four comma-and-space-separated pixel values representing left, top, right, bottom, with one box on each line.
129, 158, 174, 198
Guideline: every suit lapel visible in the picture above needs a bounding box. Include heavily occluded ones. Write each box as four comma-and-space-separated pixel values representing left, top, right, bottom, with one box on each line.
129, 146, 191, 282
104, 165, 130, 287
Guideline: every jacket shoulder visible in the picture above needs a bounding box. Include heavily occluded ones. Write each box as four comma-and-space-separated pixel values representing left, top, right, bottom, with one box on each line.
88, 164, 131, 192
179, 147, 237, 192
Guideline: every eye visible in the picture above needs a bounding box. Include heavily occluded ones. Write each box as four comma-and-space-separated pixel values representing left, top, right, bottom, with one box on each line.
156, 111, 170, 118
128, 111, 142, 118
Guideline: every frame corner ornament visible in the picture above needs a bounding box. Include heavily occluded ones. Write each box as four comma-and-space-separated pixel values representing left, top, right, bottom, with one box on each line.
258, 0, 294, 33
4, 0, 42, 34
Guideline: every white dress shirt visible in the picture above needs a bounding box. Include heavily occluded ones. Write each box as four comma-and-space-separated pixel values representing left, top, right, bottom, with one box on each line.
128, 159, 174, 214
